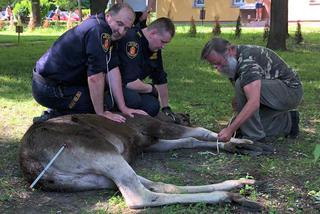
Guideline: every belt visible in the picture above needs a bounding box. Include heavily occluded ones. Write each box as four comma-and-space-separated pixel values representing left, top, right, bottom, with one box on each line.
32, 69, 60, 86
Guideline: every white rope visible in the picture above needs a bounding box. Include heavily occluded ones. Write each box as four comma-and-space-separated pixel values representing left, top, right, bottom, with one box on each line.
106, 49, 114, 109
217, 112, 237, 154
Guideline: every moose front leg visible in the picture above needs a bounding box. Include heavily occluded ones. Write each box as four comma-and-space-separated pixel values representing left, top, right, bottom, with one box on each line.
145, 138, 273, 155
184, 127, 254, 145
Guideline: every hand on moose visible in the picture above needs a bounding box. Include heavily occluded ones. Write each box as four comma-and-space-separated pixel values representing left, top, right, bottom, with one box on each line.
162, 106, 180, 123
218, 127, 234, 142
121, 106, 148, 118
149, 84, 159, 98
101, 111, 126, 123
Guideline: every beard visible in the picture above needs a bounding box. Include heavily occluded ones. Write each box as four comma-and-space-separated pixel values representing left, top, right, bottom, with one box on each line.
220, 56, 238, 79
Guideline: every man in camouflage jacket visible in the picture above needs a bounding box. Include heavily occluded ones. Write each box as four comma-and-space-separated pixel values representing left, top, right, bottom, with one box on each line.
201, 38, 303, 143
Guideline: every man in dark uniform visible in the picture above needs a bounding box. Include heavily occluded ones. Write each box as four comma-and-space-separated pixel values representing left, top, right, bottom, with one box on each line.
32, 4, 146, 123
113, 17, 176, 118
201, 38, 303, 143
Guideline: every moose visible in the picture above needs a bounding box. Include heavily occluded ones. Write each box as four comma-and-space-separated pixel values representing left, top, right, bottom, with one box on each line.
20, 114, 271, 210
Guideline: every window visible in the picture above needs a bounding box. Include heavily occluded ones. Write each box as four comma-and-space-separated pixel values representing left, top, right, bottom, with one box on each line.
233, 0, 245, 7
193, 0, 205, 8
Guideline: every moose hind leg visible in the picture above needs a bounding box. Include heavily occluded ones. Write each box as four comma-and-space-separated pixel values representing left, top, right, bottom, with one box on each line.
98, 150, 262, 209
40, 171, 117, 191
138, 175, 255, 194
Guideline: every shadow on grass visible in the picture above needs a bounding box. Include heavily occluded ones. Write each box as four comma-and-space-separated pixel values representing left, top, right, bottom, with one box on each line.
0, 35, 59, 101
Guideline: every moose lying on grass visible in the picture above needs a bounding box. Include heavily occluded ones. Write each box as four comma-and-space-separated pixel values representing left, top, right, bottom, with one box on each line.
20, 114, 272, 210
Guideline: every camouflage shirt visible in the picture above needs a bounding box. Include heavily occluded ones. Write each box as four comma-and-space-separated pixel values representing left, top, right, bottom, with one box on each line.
235, 45, 301, 88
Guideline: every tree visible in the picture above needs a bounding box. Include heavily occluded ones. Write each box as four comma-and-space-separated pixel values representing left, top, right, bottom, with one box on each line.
77, 0, 82, 21
90, 0, 108, 15
267, 0, 288, 50
294, 21, 303, 44
31, 0, 41, 26
0, 0, 15, 8
234, 15, 241, 39
212, 16, 221, 37
188, 16, 197, 37
54, 0, 78, 10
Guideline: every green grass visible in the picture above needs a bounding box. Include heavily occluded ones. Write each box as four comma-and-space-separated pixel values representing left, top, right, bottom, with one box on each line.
1, 24, 320, 213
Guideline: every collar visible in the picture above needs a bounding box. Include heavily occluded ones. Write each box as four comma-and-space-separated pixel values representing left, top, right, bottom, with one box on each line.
90, 12, 107, 25
139, 28, 155, 56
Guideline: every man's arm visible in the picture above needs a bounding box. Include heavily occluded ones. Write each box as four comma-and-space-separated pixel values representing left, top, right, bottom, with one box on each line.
126, 79, 153, 93
139, 0, 155, 21
156, 83, 169, 108
88, 72, 105, 115
107, 67, 148, 116
218, 80, 261, 142
88, 72, 126, 123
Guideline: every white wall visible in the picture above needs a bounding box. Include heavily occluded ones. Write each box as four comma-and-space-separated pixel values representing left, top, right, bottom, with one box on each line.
289, 0, 320, 21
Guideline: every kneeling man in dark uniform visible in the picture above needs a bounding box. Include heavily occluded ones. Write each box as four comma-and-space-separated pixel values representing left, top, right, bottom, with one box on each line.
32, 4, 146, 123
114, 17, 176, 118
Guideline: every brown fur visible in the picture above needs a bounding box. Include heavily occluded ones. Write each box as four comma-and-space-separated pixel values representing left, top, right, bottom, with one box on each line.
19, 114, 266, 210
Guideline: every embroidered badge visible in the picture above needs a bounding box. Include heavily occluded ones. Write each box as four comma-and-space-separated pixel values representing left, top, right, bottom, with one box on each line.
101, 33, 111, 52
126, 41, 139, 59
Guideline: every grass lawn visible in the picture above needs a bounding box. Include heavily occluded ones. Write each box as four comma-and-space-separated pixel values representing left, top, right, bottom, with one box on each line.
0, 25, 320, 213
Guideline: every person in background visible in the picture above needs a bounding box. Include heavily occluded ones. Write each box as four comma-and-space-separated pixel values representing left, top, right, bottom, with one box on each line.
5, 5, 13, 21
255, 0, 264, 21
116, 0, 155, 28
54, 5, 61, 20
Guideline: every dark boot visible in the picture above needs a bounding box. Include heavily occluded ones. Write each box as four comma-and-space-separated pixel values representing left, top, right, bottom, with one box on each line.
287, 110, 300, 139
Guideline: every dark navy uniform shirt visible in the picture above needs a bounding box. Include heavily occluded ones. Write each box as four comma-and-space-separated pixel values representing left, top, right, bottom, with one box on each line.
117, 27, 167, 85
36, 13, 119, 86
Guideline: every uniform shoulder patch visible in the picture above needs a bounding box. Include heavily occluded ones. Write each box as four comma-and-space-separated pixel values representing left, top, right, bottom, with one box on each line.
126, 41, 139, 59
101, 33, 111, 52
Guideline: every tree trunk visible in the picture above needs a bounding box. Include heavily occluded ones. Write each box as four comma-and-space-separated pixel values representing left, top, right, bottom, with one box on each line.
90, 0, 109, 15
31, 0, 41, 26
77, 0, 83, 21
266, 0, 288, 50
284, 0, 288, 37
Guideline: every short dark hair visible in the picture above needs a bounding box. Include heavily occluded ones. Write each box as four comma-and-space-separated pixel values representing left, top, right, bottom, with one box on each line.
147, 17, 176, 38
107, 3, 135, 17
201, 38, 231, 60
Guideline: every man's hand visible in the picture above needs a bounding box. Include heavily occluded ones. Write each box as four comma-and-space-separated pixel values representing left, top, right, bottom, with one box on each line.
100, 111, 126, 123
218, 127, 235, 142
140, 10, 149, 22
162, 106, 180, 123
121, 106, 148, 118
149, 84, 159, 98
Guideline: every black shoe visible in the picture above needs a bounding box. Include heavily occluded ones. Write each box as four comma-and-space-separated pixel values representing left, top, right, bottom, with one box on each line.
33, 110, 60, 123
287, 110, 300, 139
